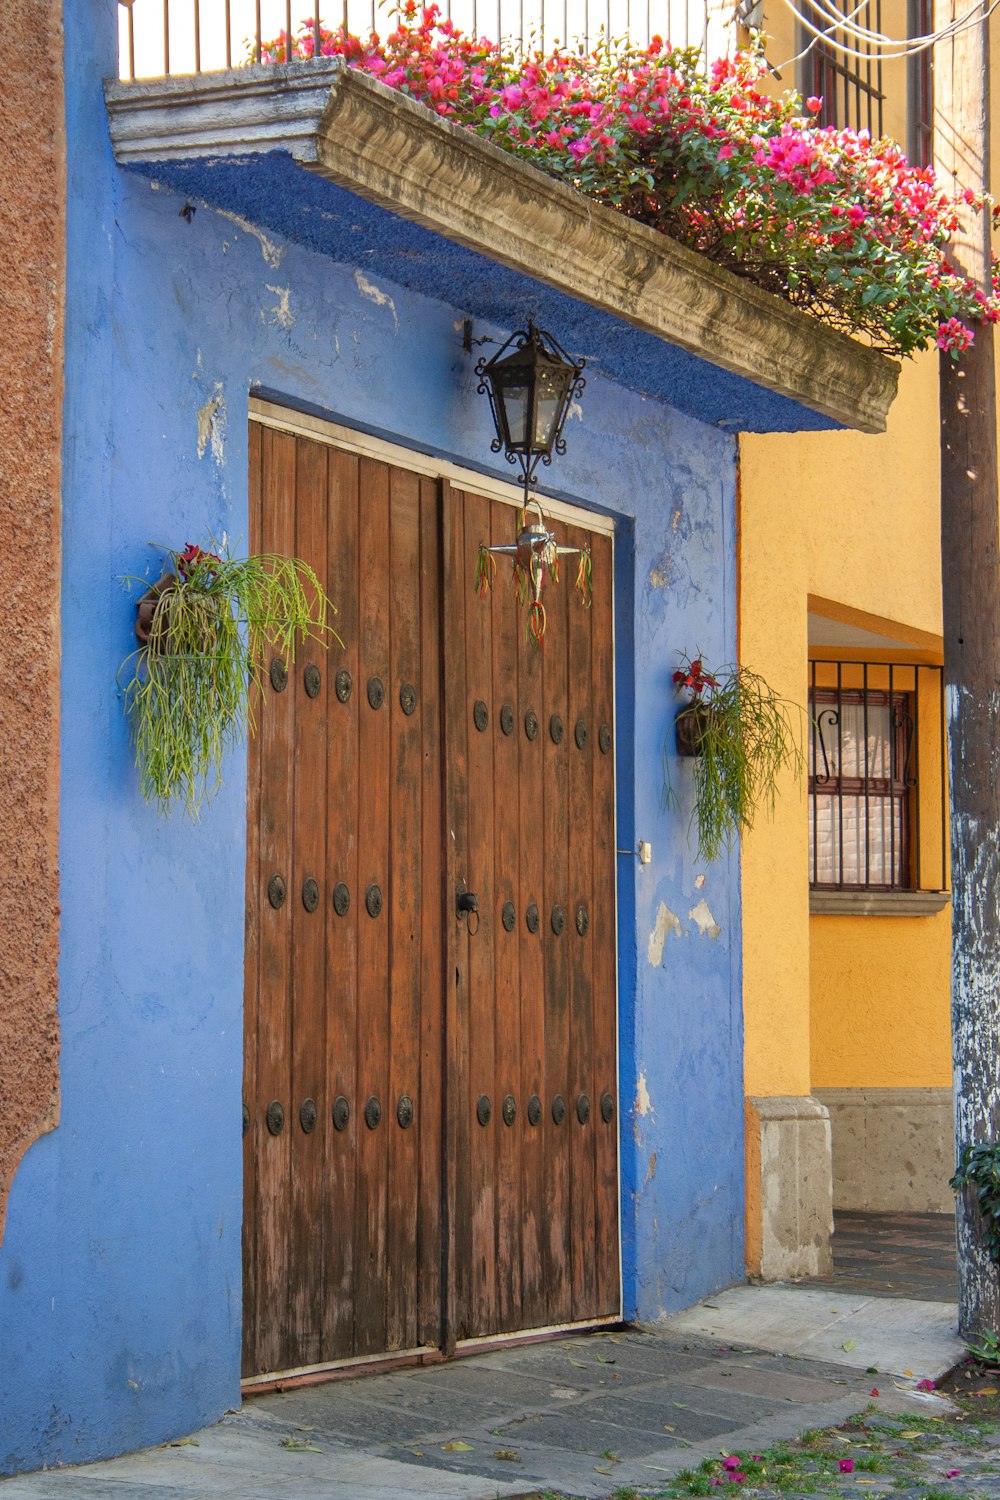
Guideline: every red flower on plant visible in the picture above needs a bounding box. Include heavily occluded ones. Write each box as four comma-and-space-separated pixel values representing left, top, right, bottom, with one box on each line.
176, 543, 222, 578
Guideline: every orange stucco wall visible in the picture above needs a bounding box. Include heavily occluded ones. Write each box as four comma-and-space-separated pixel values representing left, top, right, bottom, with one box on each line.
0, 1, 64, 1240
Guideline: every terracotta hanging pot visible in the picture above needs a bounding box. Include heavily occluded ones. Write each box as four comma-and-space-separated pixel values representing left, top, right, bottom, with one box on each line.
676, 703, 712, 757
135, 574, 177, 648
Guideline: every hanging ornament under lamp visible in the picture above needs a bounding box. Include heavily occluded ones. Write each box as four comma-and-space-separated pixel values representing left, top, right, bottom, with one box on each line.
473, 322, 591, 644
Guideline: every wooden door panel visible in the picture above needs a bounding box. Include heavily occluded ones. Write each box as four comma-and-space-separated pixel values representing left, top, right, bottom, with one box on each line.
590, 530, 621, 1315
288, 435, 330, 1368
490, 500, 524, 1336
250, 426, 297, 1377
245, 438, 618, 1379
449, 489, 620, 1341
322, 446, 360, 1360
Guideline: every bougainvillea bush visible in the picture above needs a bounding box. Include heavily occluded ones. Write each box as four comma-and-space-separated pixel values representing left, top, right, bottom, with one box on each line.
261, 4, 1000, 357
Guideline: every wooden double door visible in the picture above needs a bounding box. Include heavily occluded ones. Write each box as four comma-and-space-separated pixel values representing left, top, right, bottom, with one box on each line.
242, 418, 620, 1380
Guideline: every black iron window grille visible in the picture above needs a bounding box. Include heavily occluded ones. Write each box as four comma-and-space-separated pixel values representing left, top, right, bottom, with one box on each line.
801, 0, 884, 138
808, 661, 947, 892
906, 0, 933, 167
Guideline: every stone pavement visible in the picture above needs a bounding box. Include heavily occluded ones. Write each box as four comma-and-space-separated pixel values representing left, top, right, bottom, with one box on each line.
0, 1300, 966, 1500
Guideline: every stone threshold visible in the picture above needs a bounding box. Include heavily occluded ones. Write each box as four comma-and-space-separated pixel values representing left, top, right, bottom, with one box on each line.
105, 61, 899, 434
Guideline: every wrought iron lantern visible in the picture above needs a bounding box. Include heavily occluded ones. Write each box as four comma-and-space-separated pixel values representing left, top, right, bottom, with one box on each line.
475, 322, 586, 497
473, 323, 591, 645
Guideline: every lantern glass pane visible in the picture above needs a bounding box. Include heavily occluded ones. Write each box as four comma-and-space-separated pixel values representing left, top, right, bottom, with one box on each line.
533, 368, 568, 449
500, 380, 531, 448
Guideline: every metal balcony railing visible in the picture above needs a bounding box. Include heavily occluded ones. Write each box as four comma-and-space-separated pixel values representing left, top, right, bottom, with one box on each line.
118, 0, 723, 80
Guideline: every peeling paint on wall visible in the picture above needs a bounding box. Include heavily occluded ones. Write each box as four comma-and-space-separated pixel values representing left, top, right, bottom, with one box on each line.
648, 900, 683, 966
263, 285, 294, 330
636, 1073, 653, 1117
196, 384, 226, 465
645, 1151, 658, 1183
213, 208, 284, 267
354, 269, 398, 330
689, 898, 721, 940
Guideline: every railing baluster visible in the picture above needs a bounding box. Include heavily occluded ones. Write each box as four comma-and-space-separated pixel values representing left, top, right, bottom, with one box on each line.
888, 663, 896, 887
225, 0, 232, 68
127, 2, 136, 79
913, 666, 922, 890
862, 661, 870, 886
255, 0, 262, 63
163, 0, 170, 73
193, 0, 201, 73
836, 662, 844, 887
940, 665, 947, 891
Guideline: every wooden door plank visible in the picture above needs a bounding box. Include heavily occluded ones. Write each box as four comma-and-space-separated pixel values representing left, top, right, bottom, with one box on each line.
489, 498, 523, 1335
541, 514, 572, 1326
323, 447, 360, 1361
242, 420, 264, 1378
441, 478, 470, 1350
461, 489, 498, 1337
287, 435, 330, 1367
386, 463, 423, 1351
589, 531, 621, 1315
417, 475, 445, 1351
565, 522, 598, 1321
253, 425, 297, 1376
516, 512, 547, 1331
353, 457, 392, 1358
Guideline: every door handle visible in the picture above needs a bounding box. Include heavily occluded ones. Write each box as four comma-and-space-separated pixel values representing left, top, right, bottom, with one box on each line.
456, 889, 480, 934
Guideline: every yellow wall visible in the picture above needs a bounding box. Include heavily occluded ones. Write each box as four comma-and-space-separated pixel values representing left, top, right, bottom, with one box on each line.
740, 351, 946, 1099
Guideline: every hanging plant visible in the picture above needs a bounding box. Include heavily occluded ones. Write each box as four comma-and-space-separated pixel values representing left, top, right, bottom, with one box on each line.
664, 652, 803, 862
474, 500, 591, 645
119, 541, 339, 817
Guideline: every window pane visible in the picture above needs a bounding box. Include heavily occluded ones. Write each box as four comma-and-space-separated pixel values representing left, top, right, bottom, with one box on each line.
810, 699, 891, 780
810, 791, 904, 886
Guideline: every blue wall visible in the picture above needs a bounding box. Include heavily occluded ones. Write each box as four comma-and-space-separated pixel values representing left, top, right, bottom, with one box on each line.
1, 0, 746, 1472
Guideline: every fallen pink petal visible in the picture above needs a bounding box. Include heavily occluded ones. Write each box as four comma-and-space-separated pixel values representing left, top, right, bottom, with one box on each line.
946, 1469, 961, 1478
916, 1378, 936, 1391
839, 1458, 854, 1472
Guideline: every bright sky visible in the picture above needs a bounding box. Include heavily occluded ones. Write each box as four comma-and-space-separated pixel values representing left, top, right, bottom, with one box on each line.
118, 0, 714, 78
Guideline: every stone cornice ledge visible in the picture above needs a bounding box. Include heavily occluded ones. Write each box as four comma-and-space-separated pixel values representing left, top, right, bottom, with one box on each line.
810, 890, 951, 915
106, 62, 899, 433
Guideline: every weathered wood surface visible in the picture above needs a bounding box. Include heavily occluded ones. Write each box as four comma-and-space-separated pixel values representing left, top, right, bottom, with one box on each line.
244, 439, 619, 1375
935, 0, 1000, 1340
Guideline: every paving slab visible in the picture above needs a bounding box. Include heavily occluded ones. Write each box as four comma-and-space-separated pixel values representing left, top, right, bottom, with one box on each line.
663, 1284, 964, 1378
0, 1298, 967, 1500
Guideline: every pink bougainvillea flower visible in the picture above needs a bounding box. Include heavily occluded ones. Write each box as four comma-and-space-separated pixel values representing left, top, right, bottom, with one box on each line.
839, 1458, 855, 1473
946, 1469, 961, 1478
256, 4, 1000, 357
723, 1455, 741, 1470
870, 1386, 880, 1396
916, 1378, 936, 1391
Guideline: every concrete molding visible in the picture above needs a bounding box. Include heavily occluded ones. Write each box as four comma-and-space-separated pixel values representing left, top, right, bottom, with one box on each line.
816, 1086, 956, 1213
105, 62, 899, 434
810, 890, 951, 916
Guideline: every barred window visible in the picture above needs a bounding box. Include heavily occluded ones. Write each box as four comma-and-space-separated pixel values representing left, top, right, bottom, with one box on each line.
802, 0, 884, 137
808, 662, 947, 894
809, 689, 911, 888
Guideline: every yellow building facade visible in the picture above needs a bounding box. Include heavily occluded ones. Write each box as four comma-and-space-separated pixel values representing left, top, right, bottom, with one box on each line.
738, 0, 966, 1276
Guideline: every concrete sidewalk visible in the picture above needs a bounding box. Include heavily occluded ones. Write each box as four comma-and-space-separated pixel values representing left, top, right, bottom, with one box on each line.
0, 1288, 965, 1500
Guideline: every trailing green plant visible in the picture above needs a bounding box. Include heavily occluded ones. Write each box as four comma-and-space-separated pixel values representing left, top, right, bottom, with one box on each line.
119, 542, 339, 817
951, 1140, 1000, 1266
664, 652, 803, 863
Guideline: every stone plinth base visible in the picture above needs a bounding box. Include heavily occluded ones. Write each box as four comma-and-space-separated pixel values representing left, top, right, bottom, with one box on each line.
745, 1095, 834, 1281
